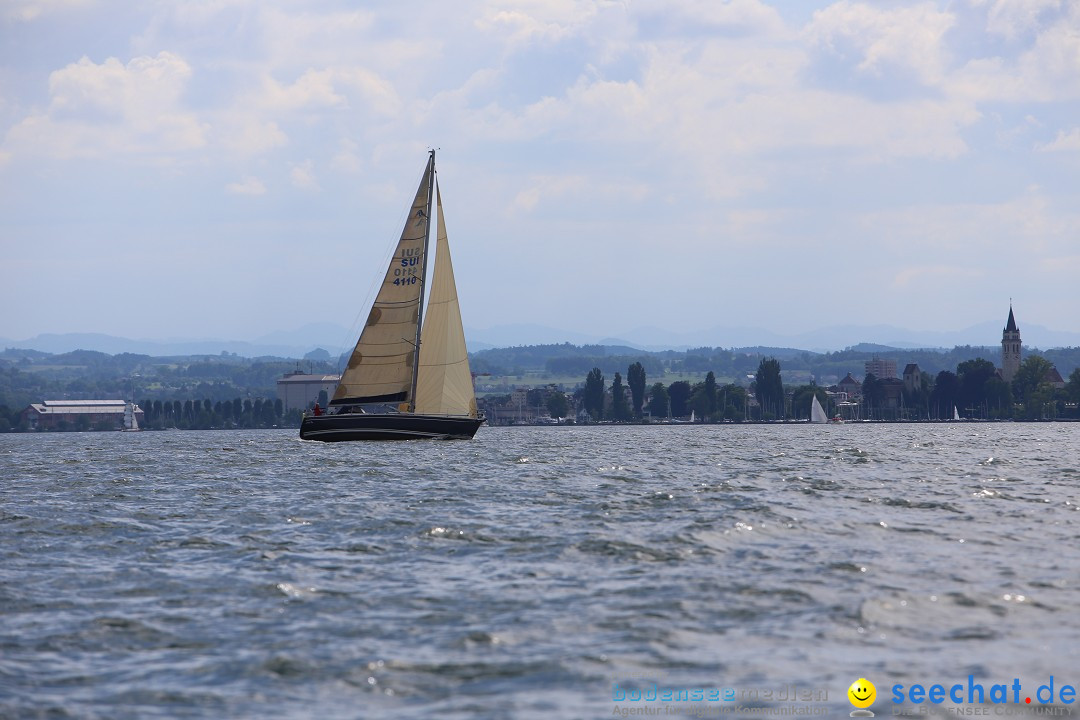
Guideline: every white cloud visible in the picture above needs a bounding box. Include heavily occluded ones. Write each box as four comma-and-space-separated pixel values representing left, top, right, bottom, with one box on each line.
250, 67, 399, 116
509, 174, 587, 213
290, 160, 318, 190
654, 0, 788, 34
214, 118, 288, 156
509, 172, 648, 215
807, 1, 955, 84
257, 70, 345, 112
1038, 128, 1080, 151
331, 138, 362, 173
475, 0, 602, 48
951, 4, 1080, 101
3, 52, 206, 160
226, 176, 266, 195
980, 0, 1062, 39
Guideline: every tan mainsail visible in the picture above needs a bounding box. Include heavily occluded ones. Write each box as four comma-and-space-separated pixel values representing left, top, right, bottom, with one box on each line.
414, 184, 478, 418
331, 163, 432, 406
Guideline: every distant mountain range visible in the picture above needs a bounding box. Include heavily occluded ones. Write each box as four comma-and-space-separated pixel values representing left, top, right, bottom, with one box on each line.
0, 326, 353, 359
463, 321, 1080, 354
2, 320, 1078, 358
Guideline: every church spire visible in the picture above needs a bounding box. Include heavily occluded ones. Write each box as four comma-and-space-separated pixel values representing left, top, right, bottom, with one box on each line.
1004, 305, 1018, 333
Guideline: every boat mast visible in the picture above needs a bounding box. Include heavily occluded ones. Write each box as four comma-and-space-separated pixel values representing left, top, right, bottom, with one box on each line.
409, 149, 436, 411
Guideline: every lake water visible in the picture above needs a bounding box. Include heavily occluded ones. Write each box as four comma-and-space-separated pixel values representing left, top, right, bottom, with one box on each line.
2, 424, 1079, 719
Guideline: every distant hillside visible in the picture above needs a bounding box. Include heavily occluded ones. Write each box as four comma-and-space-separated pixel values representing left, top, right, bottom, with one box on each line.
467, 321, 1080, 353
470, 343, 1080, 386
0, 325, 354, 358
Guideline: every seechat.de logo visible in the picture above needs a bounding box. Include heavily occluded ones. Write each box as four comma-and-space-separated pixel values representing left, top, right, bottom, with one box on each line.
848, 678, 876, 717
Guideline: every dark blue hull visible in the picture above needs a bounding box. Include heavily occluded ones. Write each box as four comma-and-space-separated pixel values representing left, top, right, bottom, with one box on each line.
299, 412, 483, 441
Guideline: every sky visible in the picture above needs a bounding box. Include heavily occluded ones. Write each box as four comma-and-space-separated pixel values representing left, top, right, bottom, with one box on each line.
2, 0, 1079, 349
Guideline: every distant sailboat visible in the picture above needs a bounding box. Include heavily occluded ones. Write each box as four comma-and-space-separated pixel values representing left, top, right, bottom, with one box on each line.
299, 151, 484, 441
810, 395, 828, 424
953, 406, 960, 421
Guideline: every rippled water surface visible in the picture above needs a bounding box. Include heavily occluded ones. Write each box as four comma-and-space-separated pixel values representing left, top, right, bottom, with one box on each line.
2, 424, 1079, 718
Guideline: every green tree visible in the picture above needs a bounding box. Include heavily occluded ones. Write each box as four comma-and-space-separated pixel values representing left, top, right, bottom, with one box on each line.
611, 372, 630, 421
261, 398, 277, 426
719, 383, 747, 421
627, 362, 646, 418
755, 358, 784, 418
983, 377, 1013, 419
862, 373, 886, 416
1012, 355, 1054, 419
703, 371, 718, 419
688, 382, 708, 419
647, 382, 668, 418
931, 370, 958, 419
1067, 367, 1080, 412
957, 358, 997, 418
668, 380, 691, 417
583, 367, 605, 420
546, 391, 569, 419
1012, 355, 1053, 398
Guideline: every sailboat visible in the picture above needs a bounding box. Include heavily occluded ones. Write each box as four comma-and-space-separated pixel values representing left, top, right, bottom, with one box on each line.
810, 394, 828, 424
299, 151, 484, 441
953, 406, 960, 421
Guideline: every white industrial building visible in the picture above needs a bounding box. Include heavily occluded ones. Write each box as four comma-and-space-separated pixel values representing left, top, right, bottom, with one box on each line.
276, 371, 340, 412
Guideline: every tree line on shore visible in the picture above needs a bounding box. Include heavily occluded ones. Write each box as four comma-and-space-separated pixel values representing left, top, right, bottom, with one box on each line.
136, 397, 303, 430
574, 355, 1080, 422
0, 397, 302, 433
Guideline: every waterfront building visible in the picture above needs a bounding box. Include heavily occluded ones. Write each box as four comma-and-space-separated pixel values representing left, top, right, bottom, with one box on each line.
276, 371, 340, 412
837, 373, 862, 399
20, 399, 143, 430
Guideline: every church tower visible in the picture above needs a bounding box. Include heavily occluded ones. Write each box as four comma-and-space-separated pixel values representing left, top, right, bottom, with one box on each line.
1001, 305, 1021, 383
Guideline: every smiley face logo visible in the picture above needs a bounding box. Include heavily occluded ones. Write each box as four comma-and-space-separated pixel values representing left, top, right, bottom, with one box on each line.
848, 678, 876, 709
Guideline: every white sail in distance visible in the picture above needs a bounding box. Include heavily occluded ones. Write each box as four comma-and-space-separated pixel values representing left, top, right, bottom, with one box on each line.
810, 394, 828, 424
331, 163, 432, 407
414, 183, 478, 418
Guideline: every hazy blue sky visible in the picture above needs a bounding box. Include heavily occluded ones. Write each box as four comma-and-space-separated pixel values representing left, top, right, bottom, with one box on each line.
2, 0, 1078, 346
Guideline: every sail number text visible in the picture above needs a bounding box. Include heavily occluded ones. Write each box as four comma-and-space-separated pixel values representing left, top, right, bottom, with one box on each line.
392, 247, 422, 286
